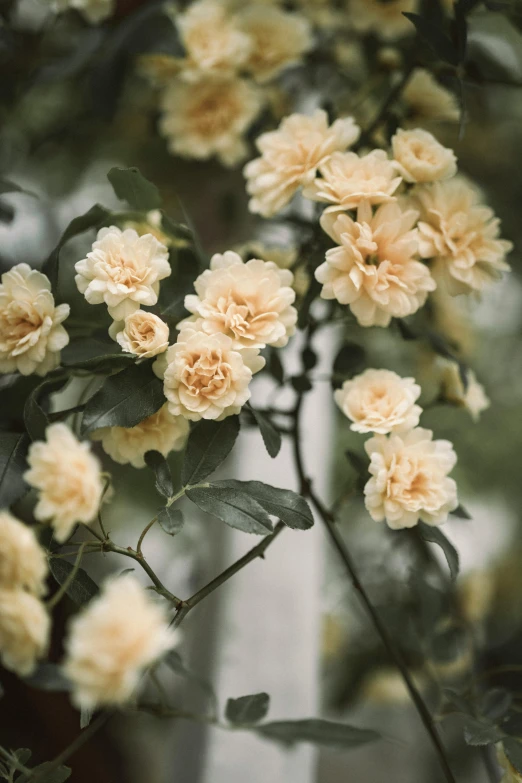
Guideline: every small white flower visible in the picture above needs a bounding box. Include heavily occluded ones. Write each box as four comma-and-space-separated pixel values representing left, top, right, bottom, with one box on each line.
0, 264, 69, 377
180, 250, 297, 349
244, 109, 360, 217
63, 575, 178, 710
439, 360, 490, 422
0, 589, 50, 676
0, 512, 48, 596
109, 310, 170, 358
335, 369, 422, 434
364, 428, 458, 530
75, 226, 171, 321
91, 404, 189, 469
391, 128, 457, 183
162, 324, 265, 421
24, 424, 105, 543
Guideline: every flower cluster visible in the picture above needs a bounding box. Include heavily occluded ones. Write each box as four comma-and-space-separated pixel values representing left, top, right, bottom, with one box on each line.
0, 513, 50, 676
144, 0, 313, 166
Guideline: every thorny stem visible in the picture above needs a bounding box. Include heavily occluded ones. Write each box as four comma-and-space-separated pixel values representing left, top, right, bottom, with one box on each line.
291, 389, 458, 783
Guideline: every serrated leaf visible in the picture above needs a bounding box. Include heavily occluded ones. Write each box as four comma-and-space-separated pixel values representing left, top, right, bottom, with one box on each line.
418, 523, 460, 581
463, 717, 504, 746
24, 372, 69, 441
144, 451, 174, 498
403, 12, 460, 65
214, 480, 313, 530
81, 361, 164, 434
29, 762, 72, 782
186, 485, 273, 535
107, 167, 161, 211
182, 417, 240, 486
24, 663, 71, 692
49, 559, 99, 606
248, 407, 281, 458
504, 738, 522, 774
0, 432, 30, 508
225, 693, 270, 725
158, 506, 184, 536
42, 204, 110, 293
257, 719, 380, 748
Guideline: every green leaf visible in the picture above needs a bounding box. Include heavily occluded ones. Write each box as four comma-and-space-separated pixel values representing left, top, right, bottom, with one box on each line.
225, 693, 270, 725
144, 451, 174, 498
214, 480, 313, 530
0, 432, 30, 508
164, 650, 216, 705
182, 417, 240, 486
61, 338, 134, 374
463, 717, 504, 746
30, 762, 72, 782
332, 342, 366, 381
81, 361, 164, 435
418, 523, 459, 580
24, 372, 69, 441
49, 558, 99, 606
452, 504, 472, 520
266, 348, 284, 386
24, 663, 71, 692
481, 688, 512, 721
159, 245, 201, 322
248, 406, 281, 458
158, 507, 184, 536
186, 485, 273, 535
42, 204, 110, 293
257, 719, 380, 748
290, 375, 312, 393
403, 13, 460, 65
107, 167, 162, 211
504, 738, 522, 774
441, 688, 474, 717
11, 748, 32, 766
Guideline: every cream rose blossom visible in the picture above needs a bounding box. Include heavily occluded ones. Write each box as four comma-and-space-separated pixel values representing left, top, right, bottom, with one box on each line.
51, 0, 114, 24
335, 369, 422, 434
0, 512, 48, 596
304, 150, 402, 212
180, 250, 297, 349
364, 427, 458, 529
315, 201, 436, 326
497, 744, 522, 783
391, 128, 457, 183
75, 227, 171, 321
244, 109, 360, 217
0, 589, 50, 676
109, 310, 170, 358
161, 324, 264, 421
24, 423, 105, 543
0, 264, 70, 377
178, 0, 252, 78
414, 178, 512, 295
402, 69, 460, 126
159, 75, 262, 167
91, 404, 189, 469
237, 5, 312, 83
439, 360, 490, 421
348, 0, 418, 40
63, 575, 177, 710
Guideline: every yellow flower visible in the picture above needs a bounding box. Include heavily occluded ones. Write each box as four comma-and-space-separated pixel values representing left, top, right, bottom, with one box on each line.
0, 512, 48, 596
348, 0, 418, 39
0, 589, 49, 676
392, 128, 457, 183
0, 264, 69, 377
109, 310, 170, 359
402, 69, 460, 126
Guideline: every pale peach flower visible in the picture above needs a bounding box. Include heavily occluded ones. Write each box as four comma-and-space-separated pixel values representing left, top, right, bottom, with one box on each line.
335, 369, 422, 434
24, 424, 104, 543
244, 109, 360, 217
161, 324, 264, 421
64, 575, 177, 710
315, 201, 436, 327
497, 744, 522, 783
109, 310, 170, 358
414, 178, 512, 295
237, 5, 312, 83
0, 512, 48, 596
348, 0, 418, 39
0, 264, 69, 377
178, 0, 252, 78
304, 150, 402, 212
439, 360, 490, 421
159, 75, 263, 166
51, 0, 114, 24
180, 250, 297, 349
391, 128, 457, 183
91, 404, 189, 469
0, 589, 50, 676
364, 427, 458, 529
75, 227, 171, 321
402, 69, 460, 126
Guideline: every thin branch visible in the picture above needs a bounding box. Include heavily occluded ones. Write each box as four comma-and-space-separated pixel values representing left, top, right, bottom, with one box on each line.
136, 516, 158, 558
105, 542, 183, 608
47, 542, 89, 610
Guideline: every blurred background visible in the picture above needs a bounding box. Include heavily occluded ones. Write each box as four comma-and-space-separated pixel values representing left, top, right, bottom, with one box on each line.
1, 0, 522, 781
